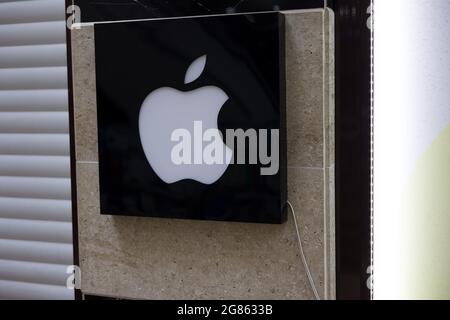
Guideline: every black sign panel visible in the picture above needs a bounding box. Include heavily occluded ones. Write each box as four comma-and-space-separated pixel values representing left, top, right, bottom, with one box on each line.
95, 13, 286, 223
73, 0, 325, 23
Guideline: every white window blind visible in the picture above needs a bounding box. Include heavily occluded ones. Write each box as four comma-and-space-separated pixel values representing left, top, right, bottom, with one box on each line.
0, 0, 73, 300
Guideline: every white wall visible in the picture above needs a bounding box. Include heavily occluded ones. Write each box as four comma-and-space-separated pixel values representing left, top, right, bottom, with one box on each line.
374, 0, 450, 299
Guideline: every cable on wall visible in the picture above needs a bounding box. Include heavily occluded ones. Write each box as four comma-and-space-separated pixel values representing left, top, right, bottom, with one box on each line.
287, 201, 321, 300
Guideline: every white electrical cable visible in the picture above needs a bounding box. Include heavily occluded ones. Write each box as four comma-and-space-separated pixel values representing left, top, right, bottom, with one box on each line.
287, 201, 321, 300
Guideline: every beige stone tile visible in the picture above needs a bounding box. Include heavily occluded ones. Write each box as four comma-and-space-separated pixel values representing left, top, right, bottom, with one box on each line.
71, 26, 98, 162
73, 9, 335, 300
285, 11, 325, 168
287, 167, 325, 299
77, 162, 324, 300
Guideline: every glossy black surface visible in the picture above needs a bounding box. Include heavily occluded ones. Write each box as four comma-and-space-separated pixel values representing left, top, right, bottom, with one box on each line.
75, 0, 325, 23
334, 0, 372, 300
95, 13, 286, 223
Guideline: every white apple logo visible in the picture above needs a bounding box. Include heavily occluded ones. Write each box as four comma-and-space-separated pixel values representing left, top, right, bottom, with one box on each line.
138, 55, 233, 184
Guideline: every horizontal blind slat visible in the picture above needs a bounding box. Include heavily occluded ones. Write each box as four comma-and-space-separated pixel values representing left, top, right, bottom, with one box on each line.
0, 44, 67, 68
0, 0, 65, 25
0, 259, 69, 287
0, 0, 34, 2
0, 133, 69, 155
0, 280, 73, 300
0, 176, 71, 199
0, 218, 72, 243
0, 0, 73, 300
0, 0, 46, 3
0, 67, 67, 90
0, 155, 70, 177
0, 112, 69, 134
0, 239, 72, 264
0, 21, 66, 46
0, 89, 68, 111
0, 197, 71, 221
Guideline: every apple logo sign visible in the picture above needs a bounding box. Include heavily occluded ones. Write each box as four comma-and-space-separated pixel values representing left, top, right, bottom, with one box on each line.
95, 14, 286, 223
138, 55, 233, 185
